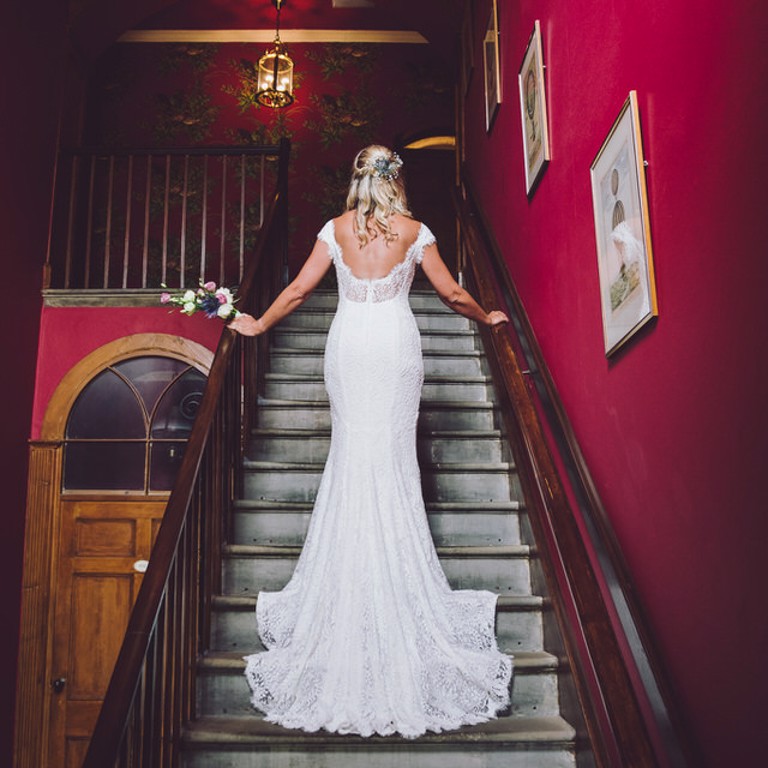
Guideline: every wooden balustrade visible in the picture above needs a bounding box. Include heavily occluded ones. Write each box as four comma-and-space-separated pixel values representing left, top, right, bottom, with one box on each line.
46, 145, 282, 292
80, 140, 289, 768
453, 182, 693, 768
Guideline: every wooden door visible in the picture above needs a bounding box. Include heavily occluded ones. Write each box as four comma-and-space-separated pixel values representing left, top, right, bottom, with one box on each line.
48, 498, 166, 768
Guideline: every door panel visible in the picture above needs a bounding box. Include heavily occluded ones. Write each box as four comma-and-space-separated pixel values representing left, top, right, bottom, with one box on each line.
49, 499, 166, 768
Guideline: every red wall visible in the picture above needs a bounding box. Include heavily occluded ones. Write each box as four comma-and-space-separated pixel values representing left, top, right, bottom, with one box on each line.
464, 1, 767, 765
31, 307, 224, 439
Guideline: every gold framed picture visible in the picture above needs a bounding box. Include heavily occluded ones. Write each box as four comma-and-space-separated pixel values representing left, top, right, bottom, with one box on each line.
517, 20, 550, 195
483, 0, 501, 132
590, 91, 658, 356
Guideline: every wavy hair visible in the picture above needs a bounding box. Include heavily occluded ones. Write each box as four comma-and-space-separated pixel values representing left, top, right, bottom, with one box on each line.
346, 145, 412, 247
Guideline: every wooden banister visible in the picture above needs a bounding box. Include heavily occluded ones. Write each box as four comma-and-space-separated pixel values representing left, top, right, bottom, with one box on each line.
453, 182, 693, 768
46, 144, 283, 291
82, 139, 290, 768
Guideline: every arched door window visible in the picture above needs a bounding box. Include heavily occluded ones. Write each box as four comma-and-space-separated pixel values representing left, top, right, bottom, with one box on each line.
63, 356, 207, 492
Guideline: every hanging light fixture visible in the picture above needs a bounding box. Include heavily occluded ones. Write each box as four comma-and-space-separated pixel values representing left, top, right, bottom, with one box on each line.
256, 0, 294, 108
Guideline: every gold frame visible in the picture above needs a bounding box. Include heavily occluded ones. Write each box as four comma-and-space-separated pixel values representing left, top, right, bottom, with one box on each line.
482, 0, 501, 132
590, 91, 658, 356
518, 20, 551, 195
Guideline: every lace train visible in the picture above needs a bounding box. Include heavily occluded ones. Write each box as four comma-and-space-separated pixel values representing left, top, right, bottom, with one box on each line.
244, 219, 513, 737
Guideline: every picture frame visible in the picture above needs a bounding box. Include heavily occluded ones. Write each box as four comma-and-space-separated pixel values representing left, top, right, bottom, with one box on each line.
483, 0, 501, 132
590, 91, 658, 356
517, 20, 550, 195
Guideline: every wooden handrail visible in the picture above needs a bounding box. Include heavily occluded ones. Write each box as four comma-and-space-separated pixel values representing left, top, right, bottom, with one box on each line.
82, 138, 290, 768
453, 182, 693, 768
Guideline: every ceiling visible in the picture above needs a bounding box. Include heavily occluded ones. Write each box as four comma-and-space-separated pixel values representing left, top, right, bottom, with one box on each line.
70, 0, 465, 66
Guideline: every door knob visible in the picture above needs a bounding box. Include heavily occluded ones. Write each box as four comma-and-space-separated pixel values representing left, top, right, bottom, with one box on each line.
51, 677, 66, 694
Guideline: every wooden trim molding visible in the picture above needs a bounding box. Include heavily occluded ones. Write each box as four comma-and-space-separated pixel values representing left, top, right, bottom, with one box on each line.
40, 333, 213, 441
118, 29, 428, 44
13, 442, 62, 768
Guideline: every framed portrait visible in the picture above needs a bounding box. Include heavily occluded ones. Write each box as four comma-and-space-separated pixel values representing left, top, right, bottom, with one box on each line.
590, 91, 658, 356
517, 20, 550, 195
483, 0, 501, 131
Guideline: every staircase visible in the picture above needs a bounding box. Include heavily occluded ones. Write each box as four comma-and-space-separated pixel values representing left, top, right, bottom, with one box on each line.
182, 288, 579, 767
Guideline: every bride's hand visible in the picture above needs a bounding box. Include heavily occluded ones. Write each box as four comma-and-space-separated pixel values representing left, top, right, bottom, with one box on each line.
486, 310, 509, 327
228, 313, 264, 336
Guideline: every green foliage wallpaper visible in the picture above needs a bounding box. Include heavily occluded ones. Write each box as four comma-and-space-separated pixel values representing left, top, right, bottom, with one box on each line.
86, 41, 453, 270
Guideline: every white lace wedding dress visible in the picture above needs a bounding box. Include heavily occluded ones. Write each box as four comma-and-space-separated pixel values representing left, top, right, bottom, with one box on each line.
244, 219, 513, 738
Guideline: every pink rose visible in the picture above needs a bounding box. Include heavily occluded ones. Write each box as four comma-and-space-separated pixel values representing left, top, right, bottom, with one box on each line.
203, 281, 217, 292
160, 292, 171, 304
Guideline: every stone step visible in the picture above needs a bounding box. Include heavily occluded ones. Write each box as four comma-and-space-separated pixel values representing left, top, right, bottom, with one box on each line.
269, 348, 485, 377
247, 428, 504, 464
242, 460, 521, 504
210, 594, 545, 656
301, 290, 454, 312
182, 714, 576, 768
263, 372, 492, 403
195, 650, 559, 720
282, 307, 472, 333
231, 500, 522, 547
255, 399, 499, 432
221, 544, 532, 596
271, 327, 479, 352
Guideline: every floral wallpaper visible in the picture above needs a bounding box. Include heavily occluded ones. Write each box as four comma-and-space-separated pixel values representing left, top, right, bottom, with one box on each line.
86, 41, 453, 272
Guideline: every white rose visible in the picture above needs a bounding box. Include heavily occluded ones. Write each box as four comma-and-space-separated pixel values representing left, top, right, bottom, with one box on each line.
183, 301, 197, 314
183, 290, 196, 302
217, 302, 234, 319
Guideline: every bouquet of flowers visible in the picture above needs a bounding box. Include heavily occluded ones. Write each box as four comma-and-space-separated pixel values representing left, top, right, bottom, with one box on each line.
160, 281, 240, 321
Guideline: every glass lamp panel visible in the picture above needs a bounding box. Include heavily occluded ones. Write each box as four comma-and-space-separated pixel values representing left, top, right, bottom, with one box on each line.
67, 369, 145, 439
149, 441, 187, 491
150, 369, 207, 439
64, 442, 145, 491
115, 357, 190, 415
257, 49, 294, 107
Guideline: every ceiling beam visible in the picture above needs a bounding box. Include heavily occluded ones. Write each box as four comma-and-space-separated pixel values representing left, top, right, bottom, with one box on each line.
118, 28, 428, 44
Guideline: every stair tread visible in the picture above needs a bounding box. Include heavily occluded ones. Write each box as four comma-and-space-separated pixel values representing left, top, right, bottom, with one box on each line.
292, 304, 457, 314
271, 347, 483, 357
242, 460, 513, 471
264, 372, 491, 383
200, 649, 554, 672
275, 327, 476, 337
212, 593, 545, 611
250, 427, 502, 438
224, 543, 530, 558
182, 713, 576, 746
232, 499, 522, 511
257, 398, 495, 409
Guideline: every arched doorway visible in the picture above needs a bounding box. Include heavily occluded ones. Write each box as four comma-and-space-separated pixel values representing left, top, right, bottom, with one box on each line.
15, 334, 212, 768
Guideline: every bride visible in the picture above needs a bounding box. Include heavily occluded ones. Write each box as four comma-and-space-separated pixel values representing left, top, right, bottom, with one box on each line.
228, 145, 512, 739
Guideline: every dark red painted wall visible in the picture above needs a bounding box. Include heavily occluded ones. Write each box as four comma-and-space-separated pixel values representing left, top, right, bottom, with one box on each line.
464, 1, 768, 765
0, 1, 68, 761
31, 307, 224, 439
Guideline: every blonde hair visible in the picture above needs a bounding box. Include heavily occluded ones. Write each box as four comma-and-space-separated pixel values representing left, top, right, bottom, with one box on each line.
346, 145, 412, 247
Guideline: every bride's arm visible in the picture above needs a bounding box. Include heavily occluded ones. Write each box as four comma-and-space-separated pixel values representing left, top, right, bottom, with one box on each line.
420, 243, 508, 327
228, 239, 333, 336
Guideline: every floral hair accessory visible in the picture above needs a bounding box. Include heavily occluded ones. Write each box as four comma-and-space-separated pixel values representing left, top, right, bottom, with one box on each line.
160, 280, 240, 321
368, 152, 403, 181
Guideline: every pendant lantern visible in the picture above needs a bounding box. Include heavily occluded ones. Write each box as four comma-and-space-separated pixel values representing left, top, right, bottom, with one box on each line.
256, 0, 294, 108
